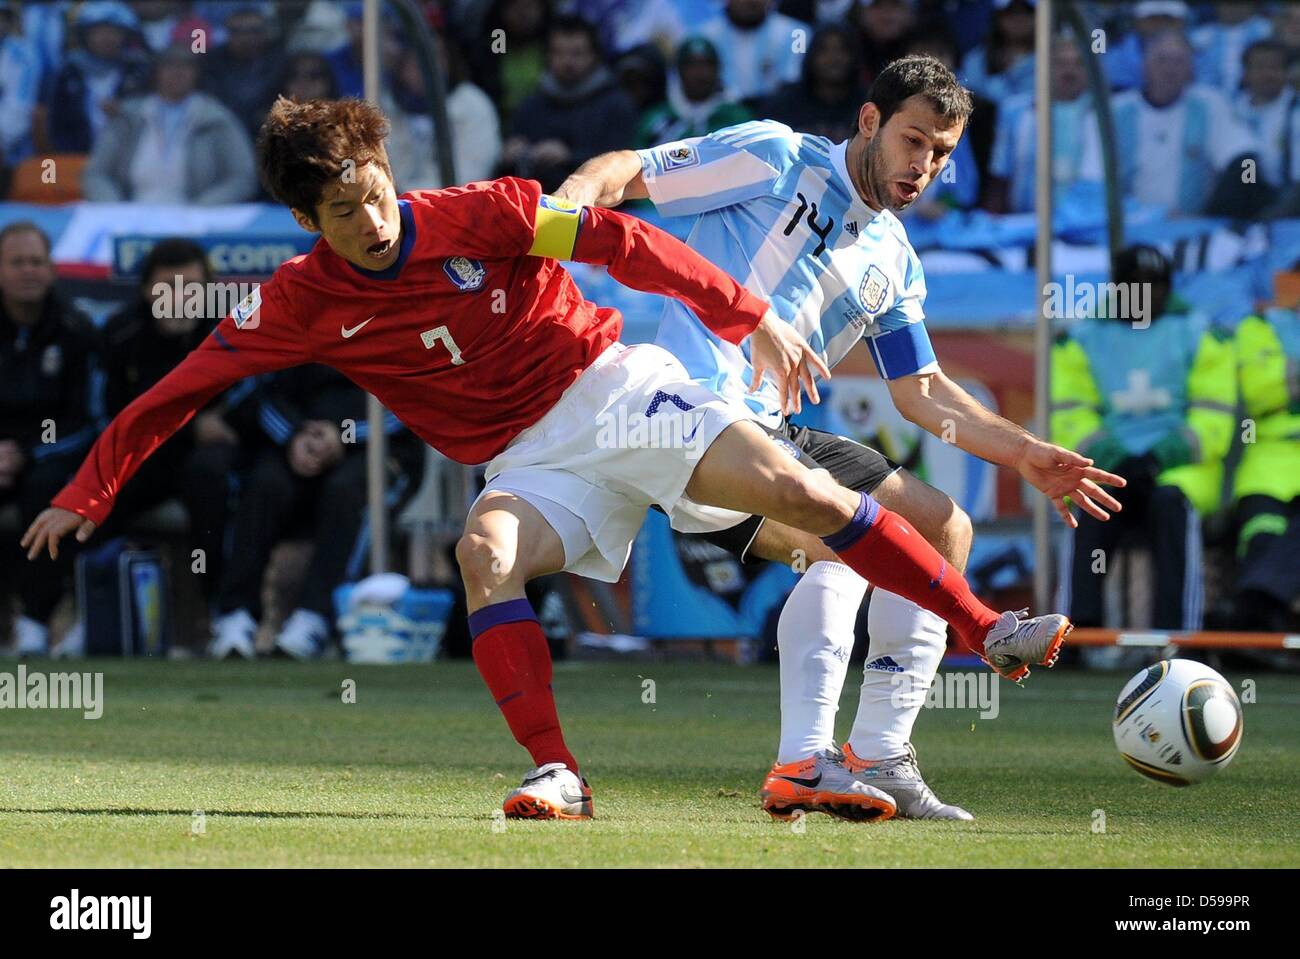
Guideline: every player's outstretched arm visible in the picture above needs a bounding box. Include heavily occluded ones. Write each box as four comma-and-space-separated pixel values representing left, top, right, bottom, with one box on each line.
888, 369, 1126, 526
554, 150, 648, 208
21, 283, 310, 558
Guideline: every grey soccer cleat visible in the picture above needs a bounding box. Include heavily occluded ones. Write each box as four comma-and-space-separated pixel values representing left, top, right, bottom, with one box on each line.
842, 741, 974, 820
760, 747, 897, 823
981, 609, 1071, 682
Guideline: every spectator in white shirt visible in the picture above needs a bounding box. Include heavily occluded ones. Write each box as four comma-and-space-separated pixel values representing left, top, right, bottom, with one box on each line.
698, 0, 810, 105
1233, 39, 1292, 189
1082, 30, 1259, 216
82, 43, 256, 204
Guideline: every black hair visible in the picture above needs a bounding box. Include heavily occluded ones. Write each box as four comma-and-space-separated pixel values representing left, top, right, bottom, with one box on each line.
864, 53, 973, 131
137, 238, 211, 289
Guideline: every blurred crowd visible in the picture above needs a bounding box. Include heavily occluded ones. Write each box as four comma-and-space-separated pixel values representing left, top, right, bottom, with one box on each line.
4, 0, 1300, 656
0, 1, 1297, 215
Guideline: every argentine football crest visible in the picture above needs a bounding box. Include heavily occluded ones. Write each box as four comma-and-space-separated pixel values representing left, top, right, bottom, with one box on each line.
659, 143, 699, 171
860, 265, 890, 316
443, 256, 486, 292
231, 287, 261, 329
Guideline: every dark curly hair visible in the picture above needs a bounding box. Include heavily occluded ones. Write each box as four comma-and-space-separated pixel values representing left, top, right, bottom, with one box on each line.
256, 96, 394, 222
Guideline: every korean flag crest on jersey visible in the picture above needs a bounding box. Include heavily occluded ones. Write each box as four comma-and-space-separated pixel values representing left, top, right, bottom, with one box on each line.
860, 265, 891, 316
443, 256, 486, 292
659, 143, 699, 171
231, 287, 261, 329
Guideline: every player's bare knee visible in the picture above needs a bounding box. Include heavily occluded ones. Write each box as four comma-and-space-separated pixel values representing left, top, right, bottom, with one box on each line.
771, 469, 855, 535
456, 532, 514, 595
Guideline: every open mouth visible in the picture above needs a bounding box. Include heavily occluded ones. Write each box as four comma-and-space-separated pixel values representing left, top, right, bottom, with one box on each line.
896, 180, 919, 202
366, 238, 393, 259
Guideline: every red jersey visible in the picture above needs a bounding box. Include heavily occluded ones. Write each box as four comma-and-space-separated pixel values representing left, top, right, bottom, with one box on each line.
52, 177, 768, 525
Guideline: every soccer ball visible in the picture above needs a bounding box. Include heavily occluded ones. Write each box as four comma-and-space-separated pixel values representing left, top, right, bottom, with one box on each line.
1113, 659, 1243, 786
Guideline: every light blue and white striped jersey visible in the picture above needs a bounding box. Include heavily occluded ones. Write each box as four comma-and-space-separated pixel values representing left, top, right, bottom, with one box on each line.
638, 119, 938, 427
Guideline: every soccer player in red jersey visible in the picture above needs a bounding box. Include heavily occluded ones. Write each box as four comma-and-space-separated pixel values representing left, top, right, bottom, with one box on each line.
23, 98, 1093, 820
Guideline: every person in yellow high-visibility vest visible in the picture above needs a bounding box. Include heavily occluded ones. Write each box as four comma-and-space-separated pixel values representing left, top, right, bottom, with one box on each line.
1219, 307, 1300, 631
1050, 246, 1236, 629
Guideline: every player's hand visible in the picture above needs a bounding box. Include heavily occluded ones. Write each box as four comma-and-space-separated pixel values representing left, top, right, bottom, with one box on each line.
20, 507, 96, 561
748, 310, 831, 416
553, 174, 602, 209
1016, 439, 1127, 527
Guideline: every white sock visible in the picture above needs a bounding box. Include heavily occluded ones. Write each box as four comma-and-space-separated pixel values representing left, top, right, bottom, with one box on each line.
847, 590, 949, 761
776, 561, 867, 764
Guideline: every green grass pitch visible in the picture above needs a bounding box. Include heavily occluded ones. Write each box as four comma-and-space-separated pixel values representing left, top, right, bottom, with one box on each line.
0, 660, 1296, 867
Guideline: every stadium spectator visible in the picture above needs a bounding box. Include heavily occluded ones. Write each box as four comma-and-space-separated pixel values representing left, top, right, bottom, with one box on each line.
1051, 246, 1235, 632
697, 0, 810, 105
1102, 0, 1192, 93
501, 15, 636, 192
637, 36, 749, 147
1277, 3, 1300, 63
43, 1, 152, 154
469, 0, 553, 126
779, 0, 855, 28
387, 37, 501, 189
1192, 1, 1272, 92
82, 43, 257, 204
614, 43, 667, 115
131, 1, 212, 53
1232, 39, 1292, 189
206, 367, 424, 661
561, 0, 683, 57
958, 0, 1035, 104
323, 1, 402, 99
277, 50, 338, 102
987, 33, 1096, 214
759, 23, 865, 145
91, 239, 239, 606
202, 1, 283, 141
852, 0, 915, 83
1081, 30, 1259, 216
1214, 306, 1300, 632
0, 3, 40, 172
0, 222, 99, 655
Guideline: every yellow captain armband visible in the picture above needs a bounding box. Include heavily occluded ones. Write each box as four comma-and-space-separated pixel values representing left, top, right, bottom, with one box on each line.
528, 194, 584, 259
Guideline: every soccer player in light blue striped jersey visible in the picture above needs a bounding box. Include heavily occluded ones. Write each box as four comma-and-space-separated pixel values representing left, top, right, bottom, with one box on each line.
558, 55, 1124, 820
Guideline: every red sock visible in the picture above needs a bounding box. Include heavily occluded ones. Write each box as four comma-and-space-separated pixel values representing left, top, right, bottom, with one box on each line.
823, 493, 999, 655
469, 600, 579, 774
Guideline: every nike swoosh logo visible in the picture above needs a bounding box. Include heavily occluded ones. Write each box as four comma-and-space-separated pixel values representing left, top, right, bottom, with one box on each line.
779, 774, 822, 789
559, 787, 588, 804
341, 316, 376, 338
